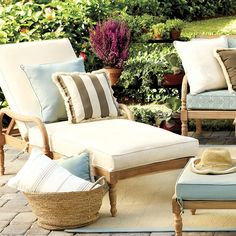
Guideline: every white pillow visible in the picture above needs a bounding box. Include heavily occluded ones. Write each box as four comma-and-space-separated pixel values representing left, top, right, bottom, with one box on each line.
7, 148, 95, 193
174, 36, 228, 94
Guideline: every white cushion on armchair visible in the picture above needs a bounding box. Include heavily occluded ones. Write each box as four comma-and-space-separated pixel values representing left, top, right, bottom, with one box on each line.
174, 36, 228, 94
28, 119, 199, 172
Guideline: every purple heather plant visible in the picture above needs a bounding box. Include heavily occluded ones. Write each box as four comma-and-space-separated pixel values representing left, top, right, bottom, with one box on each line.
90, 18, 131, 69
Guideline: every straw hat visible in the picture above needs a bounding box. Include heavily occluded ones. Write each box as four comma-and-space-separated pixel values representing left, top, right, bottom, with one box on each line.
191, 148, 236, 175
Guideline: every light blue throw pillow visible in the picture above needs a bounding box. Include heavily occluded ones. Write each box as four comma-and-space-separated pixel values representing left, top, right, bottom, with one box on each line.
21, 58, 85, 123
56, 152, 92, 181
228, 38, 236, 48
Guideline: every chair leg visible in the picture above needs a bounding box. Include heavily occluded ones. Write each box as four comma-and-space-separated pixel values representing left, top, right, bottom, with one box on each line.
172, 197, 183, 236
0, 134, 5, 176
108, 183, 117, 217
174, 212, 183, 236
190, 209, 196, 215
195, 119, 202, 135
181, 120, 188, 136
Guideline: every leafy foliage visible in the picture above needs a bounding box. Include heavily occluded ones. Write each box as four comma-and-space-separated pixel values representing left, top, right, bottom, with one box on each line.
0, 0, 113, 70
129, 103, 171, 126
114, 43, 180, 104
122, 0, 236, 20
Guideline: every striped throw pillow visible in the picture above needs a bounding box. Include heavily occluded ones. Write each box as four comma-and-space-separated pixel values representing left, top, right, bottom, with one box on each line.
52, 72, 119, 123
7, 148, 95, 193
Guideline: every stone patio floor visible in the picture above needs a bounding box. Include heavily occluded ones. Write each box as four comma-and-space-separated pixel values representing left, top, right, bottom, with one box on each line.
0, 130, 236, 236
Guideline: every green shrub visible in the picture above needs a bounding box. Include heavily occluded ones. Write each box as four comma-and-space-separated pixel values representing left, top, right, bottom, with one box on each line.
114, 43, 180, 104
129, 103, 171, 126
0, 0, 113, 70
121, 0, 236, 20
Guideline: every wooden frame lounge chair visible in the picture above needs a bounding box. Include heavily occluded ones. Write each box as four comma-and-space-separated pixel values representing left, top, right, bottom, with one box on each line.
0, 39, 199, 216
180, 35, 236, 136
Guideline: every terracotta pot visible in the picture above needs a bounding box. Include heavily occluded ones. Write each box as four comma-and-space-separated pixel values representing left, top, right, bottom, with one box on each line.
104, 67, 123, 86
161, 118, 181, 134
170, 29, 181, 40
162, 73, 184, 86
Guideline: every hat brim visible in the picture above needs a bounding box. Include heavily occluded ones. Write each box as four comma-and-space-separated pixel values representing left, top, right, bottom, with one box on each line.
191, 158, 236, 175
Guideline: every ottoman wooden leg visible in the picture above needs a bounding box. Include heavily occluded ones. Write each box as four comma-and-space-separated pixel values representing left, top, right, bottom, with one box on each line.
172, 196, 183, 236
191, 209, 196, 215
108, 183, 117, 217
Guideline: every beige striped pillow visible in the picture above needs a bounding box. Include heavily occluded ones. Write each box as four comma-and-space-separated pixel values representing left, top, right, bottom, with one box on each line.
7, 148, 95, 193
52, 72, 119, 123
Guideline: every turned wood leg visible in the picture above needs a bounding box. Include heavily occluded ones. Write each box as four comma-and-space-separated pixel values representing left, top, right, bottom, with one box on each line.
174, 212, 183, 236
108, 183, 117, 217
190, 209, 196, 215
0, 134, 5, 176
195, 119, 202, 135
181, 120, 188, 136
172, 196, 183, 236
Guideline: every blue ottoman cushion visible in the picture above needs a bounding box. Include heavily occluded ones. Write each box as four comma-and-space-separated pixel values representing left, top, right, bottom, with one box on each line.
176, 159, 236, 201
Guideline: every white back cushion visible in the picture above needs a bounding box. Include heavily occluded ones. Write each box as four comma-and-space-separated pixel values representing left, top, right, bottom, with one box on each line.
174, 36, 228, 94
0, 39, 76, 135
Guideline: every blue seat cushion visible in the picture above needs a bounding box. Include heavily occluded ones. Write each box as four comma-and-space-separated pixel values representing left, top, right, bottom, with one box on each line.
187, 89, 236, 110
228, 38, 236, 48
176, 159, 236, 201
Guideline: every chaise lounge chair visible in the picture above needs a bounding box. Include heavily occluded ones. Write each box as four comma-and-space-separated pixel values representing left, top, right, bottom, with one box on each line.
0, 38, 199, 216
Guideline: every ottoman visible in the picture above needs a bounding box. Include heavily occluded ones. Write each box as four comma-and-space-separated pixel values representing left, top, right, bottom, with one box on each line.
172, 158, 236, 236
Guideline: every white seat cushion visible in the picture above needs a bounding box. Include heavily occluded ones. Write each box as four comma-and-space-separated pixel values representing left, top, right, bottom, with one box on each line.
28, 119, 199, 172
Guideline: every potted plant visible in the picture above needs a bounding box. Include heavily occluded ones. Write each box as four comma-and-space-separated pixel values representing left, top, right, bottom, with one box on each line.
165, 19, 184, 40
151, 23, 167, 39
162, 52, 184, 87
89, 18, 131, 85
160, 97, 181, 134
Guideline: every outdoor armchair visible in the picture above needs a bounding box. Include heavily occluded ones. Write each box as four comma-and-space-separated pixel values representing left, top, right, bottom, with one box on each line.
0, 39, 199, 216
179, 36, 236, 136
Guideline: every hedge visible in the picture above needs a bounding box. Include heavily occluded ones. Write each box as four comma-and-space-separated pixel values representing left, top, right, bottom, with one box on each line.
122, 0, 236, 20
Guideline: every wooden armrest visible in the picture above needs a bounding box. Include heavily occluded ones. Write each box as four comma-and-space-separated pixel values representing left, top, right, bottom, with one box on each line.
118, 103, 134, 121
0, 108, 50, 155
181, 75, 188, 111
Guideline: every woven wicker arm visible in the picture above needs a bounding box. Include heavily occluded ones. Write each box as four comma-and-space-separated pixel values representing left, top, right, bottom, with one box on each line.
118, 103, 134, 121
0, 108, 50, 156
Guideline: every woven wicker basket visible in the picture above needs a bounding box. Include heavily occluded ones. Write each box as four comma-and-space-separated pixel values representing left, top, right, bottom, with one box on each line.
24, 177, 105, 230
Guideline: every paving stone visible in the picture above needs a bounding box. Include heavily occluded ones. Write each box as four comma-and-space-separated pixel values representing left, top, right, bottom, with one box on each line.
5, 159, 27, 174
214, 233, 236, 236
20, 204, 32, 212
204, 138, 225, 145
0, 185, 18, 194
110, 234, 149, 236
76, 234, 110, 236
211, 131, 231, 138
0, 174, 14, 187
0, 193, 18, 200
4, 199, 28, 206
11, 212, 37, 224
0, 199, 8, 207
0, 221, 9, 228
49, 231, 74, 235
224, 137, 236, 145
0, 212, 17, 221
1, 223, 31, 235
25, 222, 50, 235
0, 202, 27, 213
151, 233, 174, 236
182, 233, 213, 236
